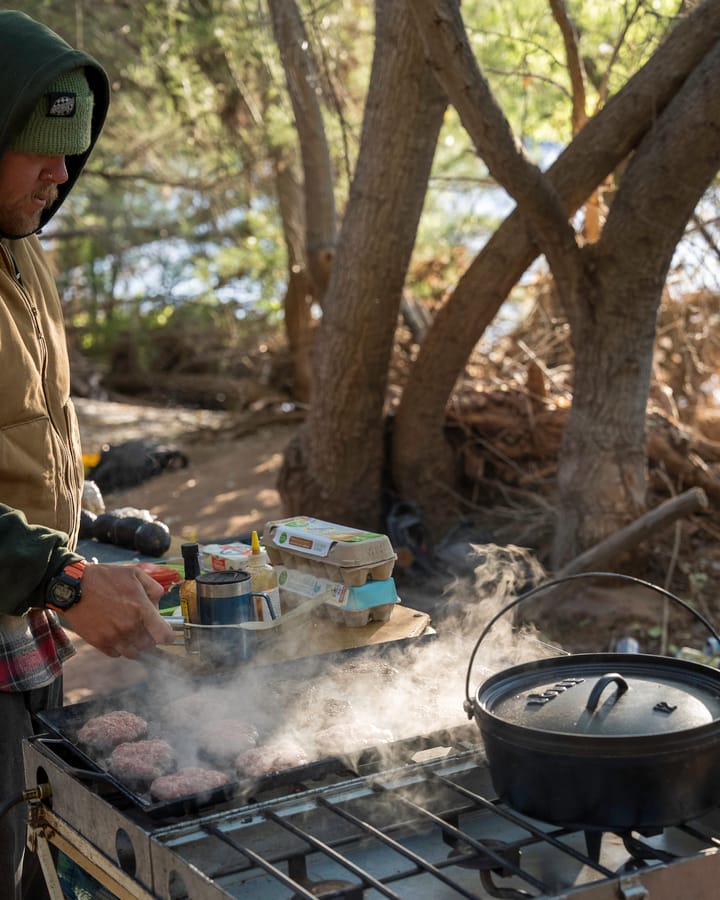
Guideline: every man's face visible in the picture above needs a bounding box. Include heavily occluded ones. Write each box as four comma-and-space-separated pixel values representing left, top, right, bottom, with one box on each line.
0, 151, 68, 238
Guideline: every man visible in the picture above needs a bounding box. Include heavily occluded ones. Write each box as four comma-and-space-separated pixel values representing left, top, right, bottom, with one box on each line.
0, 11, 174, 899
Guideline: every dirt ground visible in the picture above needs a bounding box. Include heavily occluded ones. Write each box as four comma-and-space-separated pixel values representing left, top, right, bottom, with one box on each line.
74, 397, 291, 541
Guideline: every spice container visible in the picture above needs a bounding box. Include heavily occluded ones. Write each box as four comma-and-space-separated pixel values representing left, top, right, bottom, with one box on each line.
199, 541, 252, 572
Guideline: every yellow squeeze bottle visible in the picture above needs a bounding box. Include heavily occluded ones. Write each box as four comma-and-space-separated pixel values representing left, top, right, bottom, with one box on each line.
246, 530, 281, 620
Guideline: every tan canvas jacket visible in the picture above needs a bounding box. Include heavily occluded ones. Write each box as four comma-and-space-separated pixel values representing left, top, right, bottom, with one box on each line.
0, 235, 83, 544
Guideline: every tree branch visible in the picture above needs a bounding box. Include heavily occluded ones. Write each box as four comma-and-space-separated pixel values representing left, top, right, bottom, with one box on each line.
410, 0, 584, 317
556, 487, 708, 577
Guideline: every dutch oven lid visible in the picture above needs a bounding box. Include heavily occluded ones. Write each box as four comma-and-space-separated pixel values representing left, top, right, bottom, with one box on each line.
476, 654, 720, 737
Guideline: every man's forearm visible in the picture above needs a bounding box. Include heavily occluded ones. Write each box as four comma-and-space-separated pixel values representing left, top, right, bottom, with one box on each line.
0, 503, 81, 615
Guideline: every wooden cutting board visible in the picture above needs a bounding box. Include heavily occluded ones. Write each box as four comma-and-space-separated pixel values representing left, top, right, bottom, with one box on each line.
159, 603, 431, 673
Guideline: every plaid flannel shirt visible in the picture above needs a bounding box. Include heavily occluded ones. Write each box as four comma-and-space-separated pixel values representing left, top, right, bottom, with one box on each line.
0, 609, 74, 691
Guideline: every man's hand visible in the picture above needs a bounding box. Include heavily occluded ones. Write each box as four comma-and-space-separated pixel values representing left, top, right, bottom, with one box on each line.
59, 563, 175, 659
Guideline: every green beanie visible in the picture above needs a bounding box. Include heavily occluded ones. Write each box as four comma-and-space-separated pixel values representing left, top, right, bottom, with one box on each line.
10, 68, 94, 156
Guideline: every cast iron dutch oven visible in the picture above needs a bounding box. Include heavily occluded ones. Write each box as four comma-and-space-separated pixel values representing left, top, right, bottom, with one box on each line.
464, 571, 720, 831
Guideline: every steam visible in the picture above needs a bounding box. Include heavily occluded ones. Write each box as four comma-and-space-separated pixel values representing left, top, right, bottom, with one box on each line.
139, 543, 551, 775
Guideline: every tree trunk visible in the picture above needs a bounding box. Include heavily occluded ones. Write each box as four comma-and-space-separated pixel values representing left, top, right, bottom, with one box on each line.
394, 0, 720, 540
268, 0, 338, 401
553, 35, 720, 564
277, 0, 447, 527
273, 151, 314, 402
268, 0, 337, 302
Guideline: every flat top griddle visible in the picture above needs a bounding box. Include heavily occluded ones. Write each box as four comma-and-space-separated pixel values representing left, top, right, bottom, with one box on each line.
36, 642, 439, 820
35, 685, 357, 820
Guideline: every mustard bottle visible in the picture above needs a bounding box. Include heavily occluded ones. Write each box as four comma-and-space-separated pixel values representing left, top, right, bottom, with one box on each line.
245, 530, 281, 619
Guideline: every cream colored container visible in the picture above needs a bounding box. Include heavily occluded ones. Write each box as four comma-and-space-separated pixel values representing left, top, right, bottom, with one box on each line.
263, 517, 396, 586
200, 541, 252, 572
276, 566, 399, 626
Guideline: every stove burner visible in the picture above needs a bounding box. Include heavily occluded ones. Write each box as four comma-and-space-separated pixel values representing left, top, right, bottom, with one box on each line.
443, 817, 520, 874
289, 856, 363, 899
23, 723, 720, 899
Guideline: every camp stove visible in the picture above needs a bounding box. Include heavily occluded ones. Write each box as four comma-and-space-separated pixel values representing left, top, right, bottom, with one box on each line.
23, 722, 720, 899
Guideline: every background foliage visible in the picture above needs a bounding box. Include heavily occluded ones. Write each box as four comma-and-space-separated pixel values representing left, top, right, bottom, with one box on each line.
5, 0, 717, 401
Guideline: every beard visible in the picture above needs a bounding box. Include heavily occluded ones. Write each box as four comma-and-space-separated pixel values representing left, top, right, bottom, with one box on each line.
0, 189, 56, 239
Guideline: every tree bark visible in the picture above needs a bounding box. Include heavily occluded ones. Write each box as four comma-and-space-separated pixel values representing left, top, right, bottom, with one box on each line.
554, 36, 720, 561
277, 0, 447, 527
273, 150, 315, 402
394, 0, 720, 540
268, 0, 337, 300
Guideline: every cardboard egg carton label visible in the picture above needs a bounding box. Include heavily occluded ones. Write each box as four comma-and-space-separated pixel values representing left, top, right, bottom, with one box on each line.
264, 516, 395, 563
268, 551, 395, 587
264, 517, 396, 585
276, 566, 399, 627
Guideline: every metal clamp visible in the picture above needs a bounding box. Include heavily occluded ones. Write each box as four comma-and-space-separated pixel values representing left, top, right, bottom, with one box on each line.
619, 874, 649, 899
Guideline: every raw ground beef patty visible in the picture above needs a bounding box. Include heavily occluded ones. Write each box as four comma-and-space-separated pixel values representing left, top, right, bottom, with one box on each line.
109, 739, 176, 782
150, 767, 231, 800
76, 710, 148, 753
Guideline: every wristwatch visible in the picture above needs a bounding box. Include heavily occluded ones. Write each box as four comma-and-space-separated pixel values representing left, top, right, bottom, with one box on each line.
45, 560, 87, 612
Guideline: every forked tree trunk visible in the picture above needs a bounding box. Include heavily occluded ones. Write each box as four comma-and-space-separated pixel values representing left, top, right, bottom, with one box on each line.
269, 0, 337, 401
277, 0, 447, 526
553, 36, 720, 564
273, 152, 314, 402
395, 0, 720, 547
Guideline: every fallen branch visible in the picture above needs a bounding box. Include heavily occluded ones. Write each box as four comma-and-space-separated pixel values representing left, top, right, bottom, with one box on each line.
556, 487, 709, 577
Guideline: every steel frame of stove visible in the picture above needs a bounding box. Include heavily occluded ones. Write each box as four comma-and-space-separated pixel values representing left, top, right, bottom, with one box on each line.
23, 731, 720, 900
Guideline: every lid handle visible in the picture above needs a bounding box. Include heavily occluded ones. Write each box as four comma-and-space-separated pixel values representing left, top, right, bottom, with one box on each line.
586, 672, 629, 713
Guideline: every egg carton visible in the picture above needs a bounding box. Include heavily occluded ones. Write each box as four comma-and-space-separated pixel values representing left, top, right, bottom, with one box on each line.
264, 517, 396, 587
276, 566, 400, 627
319, 602, 396, 627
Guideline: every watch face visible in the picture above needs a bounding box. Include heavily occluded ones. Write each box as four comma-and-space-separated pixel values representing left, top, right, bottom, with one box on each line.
47, 572, 82, 610
51, 581, 78, 608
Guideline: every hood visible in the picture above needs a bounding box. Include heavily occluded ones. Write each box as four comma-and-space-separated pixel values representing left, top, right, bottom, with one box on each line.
0, 10, 110, 234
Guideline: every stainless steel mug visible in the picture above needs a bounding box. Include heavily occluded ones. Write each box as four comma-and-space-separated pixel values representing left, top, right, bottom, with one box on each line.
187, 570, 273, 660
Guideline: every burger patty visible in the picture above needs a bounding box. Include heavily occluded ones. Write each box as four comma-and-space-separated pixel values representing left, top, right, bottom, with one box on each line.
149, 767, 231, 801
197, 719, 259, 764
76, 710, 148, 753
109, 739, 176, 782
235, 740, 308, 777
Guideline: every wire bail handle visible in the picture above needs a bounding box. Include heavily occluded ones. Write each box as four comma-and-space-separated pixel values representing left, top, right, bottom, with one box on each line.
462, 571, 720, 718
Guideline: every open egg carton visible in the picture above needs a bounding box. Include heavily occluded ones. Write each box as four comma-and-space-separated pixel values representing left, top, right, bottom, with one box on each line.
264, 517, 398, 626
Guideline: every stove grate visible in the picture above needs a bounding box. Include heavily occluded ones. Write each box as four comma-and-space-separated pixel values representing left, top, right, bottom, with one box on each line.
165, 754, 658, 898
